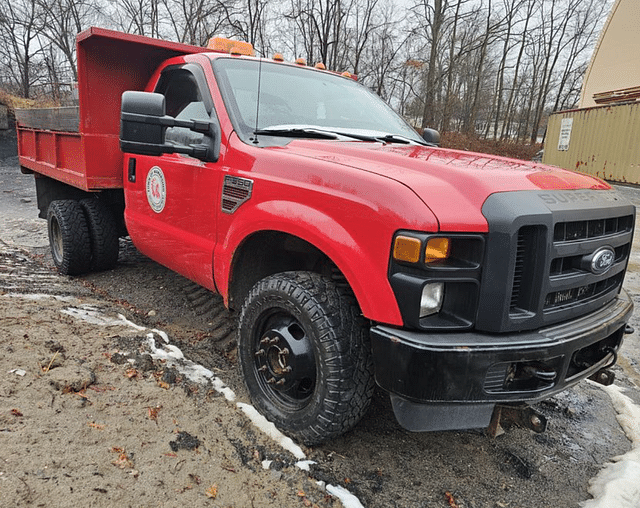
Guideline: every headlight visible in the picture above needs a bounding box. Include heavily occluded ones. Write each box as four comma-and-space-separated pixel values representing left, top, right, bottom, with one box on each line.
389, 231, 484, 330
420, 282, 444, 317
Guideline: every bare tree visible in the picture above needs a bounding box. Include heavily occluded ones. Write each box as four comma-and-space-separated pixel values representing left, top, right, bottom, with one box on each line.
38, 0, 99, 82
0, 0, 45, 98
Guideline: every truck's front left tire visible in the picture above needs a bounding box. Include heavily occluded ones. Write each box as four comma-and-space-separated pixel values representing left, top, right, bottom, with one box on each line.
47, 200, 92, 275
238, 271, 375, 446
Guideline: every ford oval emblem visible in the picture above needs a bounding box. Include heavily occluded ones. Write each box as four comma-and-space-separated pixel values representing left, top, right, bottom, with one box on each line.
590, 247, 615, 275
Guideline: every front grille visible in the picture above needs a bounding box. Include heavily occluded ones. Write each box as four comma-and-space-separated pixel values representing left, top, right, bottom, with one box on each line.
510, 226, 542, 315
550, 244, 629, 276
553, 215, 633, 242
544, 272, 624, 309
510, 232, 526, 310
479, 190, 635, 333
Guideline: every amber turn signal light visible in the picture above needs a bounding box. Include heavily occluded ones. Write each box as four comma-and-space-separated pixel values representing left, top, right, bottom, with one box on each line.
425, 238, 450, 263
393, 236, 422, 263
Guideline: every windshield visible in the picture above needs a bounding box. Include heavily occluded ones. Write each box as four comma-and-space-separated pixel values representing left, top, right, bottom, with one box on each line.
212, 57, 423, 145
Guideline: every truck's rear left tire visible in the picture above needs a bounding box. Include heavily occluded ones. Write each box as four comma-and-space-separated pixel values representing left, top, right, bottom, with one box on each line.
80, 198, 119, 271
47, 200, 92, 275
238, 271, 375, 446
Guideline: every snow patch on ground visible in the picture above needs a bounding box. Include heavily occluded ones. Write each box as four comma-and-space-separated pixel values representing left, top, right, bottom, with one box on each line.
4, 293, 78, 303
61, 305, 131, 326
295, 460, 317, 471
237, 402, 306, 460
582, 382, 640, 508
326, 484, 366, 508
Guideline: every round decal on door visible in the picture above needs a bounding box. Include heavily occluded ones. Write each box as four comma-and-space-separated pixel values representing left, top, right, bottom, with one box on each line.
146, 166, 166, 213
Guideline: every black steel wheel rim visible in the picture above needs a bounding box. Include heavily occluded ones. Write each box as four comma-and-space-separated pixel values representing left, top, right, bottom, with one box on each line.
252, 310, 317, 410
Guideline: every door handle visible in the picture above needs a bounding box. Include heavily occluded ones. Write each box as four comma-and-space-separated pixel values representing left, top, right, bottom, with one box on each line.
128, 158, 136, 183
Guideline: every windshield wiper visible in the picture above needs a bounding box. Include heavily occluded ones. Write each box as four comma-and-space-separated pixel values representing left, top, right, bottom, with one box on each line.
375, 134, 423, 145
254, 126, 426, 145
253, 127, 338, 139
327, 130, 425, 145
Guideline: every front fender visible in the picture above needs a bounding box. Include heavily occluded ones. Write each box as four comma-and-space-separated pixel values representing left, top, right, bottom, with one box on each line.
214, 199, 404, 326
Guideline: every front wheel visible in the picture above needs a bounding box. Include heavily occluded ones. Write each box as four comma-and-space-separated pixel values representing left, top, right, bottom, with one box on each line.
238, 272, 375, 445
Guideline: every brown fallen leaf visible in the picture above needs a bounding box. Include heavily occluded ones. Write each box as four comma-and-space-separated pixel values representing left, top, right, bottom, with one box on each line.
112, 451, 134, 469
205, 484, 218, 499
445, 491, 460, 508
11, 409, 23, 417
125, 368, 140, 379
147, 405, 162, 421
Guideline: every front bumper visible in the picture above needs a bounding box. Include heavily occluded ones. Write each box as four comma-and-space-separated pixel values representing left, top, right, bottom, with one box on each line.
370, 289, 633, 431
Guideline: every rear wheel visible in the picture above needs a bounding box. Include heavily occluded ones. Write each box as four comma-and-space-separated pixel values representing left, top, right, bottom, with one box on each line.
80, 198, 119, 271
238, 271, 375, 445
47, 200, 91, 275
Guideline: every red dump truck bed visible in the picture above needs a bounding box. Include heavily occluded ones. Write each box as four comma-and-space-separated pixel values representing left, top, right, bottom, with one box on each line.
16, 27, 208, 191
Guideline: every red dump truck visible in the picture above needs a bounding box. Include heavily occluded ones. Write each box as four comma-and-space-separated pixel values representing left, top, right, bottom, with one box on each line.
16, 27, 635, 445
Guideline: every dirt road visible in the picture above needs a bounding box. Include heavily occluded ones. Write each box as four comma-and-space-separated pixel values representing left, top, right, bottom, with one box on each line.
1, 134, 640, 507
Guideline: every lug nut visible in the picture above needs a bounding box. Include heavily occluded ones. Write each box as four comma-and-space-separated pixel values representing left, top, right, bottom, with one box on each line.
280, 347, 289, 356
268, 337, 279, 345
530, 415, 542, 428
283, 366, 292, 374
260, 337, 270, 345
275, 379, 285, 386
258, 365, 267, 373
267, 377, 276, 384
255, 349, 265, 357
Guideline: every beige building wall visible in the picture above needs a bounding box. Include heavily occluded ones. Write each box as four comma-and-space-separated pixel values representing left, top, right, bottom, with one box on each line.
579, 0, 640, 108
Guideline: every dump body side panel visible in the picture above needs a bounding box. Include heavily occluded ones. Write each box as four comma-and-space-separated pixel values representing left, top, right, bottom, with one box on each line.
17, 27, 208, 191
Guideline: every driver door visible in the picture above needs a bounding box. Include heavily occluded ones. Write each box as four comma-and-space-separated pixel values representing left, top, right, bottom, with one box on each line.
123, 64, 221, 291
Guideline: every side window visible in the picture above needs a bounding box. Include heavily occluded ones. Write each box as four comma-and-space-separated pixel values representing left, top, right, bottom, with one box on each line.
155, 68, 210, 146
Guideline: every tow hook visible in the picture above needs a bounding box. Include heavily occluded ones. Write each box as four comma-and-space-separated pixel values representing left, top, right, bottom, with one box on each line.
486, 404, 547, 438
624, 324, 635, 335
589, 368, 615, 386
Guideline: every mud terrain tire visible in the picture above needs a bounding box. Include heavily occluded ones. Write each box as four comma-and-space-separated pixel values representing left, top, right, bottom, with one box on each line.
80, 198, 119, 271
238, 271, 375, 445
47, 200, 91, 275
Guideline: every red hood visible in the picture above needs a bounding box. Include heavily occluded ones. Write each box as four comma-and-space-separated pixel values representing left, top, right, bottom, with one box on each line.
275, 141, 610, 231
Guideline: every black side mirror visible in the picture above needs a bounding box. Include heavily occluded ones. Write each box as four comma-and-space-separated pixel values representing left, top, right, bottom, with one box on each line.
120, 91, 167, 155
422, 128, 441, 147
120, 91, 219, 161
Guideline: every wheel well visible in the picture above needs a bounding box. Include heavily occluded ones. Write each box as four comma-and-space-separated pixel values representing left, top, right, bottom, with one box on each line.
34, 175, 127, 236
228, 231, 346, 310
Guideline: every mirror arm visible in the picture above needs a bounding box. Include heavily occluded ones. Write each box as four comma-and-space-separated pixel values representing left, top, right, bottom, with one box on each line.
121, 112, 213, 135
